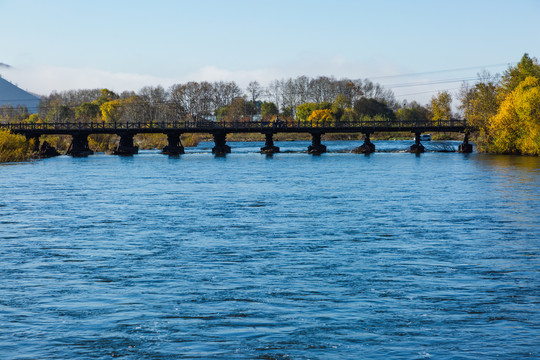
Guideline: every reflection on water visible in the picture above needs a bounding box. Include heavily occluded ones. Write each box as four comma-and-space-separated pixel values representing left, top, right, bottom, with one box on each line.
0, 141, 539, 359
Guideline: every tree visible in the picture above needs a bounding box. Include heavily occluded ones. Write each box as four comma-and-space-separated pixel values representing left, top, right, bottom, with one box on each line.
488, 76, 540, 155
296, 102, 332, 122
458, 74, 499, 149
353, 97, 395, 120
94, 88, 119, 106
500, 53, 540, 96
429, 91, 452, 122
246, 81, 262, 103
219, 97, 255, 121
396, 101, 430, 122
100, 99, 123, 123
331, 94, 349, 120
307, 109, 335, 126
261, 102, 279, 117
458, 53, 540, 155
76, 102, 100, 122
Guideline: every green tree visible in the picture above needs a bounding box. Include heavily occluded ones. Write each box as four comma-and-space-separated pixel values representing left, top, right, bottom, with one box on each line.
353, 97, 395, 120
500, 53, 540, 96
76, 102, 101, 122
331, 94, 349, 120
458, 76, 499, 150
396, 101, 430, 122
261, 102, 279, 117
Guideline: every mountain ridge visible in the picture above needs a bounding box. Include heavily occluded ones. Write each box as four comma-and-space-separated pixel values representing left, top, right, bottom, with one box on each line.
0, 75, 41, 113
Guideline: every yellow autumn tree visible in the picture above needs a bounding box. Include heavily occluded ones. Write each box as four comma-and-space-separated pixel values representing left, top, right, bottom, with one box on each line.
307, 109, 335, 127
429, 91, 452, 123
488, 76, 540, 155
100, 99, 124, 123
0, 130, 34, 162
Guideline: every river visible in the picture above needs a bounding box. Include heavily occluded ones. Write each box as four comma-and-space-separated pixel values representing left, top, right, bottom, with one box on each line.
1, 140, 539, 359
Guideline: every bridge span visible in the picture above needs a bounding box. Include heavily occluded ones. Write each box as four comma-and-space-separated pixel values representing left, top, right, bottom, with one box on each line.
1, 119, 473, 156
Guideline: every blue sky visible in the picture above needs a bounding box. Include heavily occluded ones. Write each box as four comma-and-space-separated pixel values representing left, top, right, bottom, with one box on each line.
1, 0, 539, 105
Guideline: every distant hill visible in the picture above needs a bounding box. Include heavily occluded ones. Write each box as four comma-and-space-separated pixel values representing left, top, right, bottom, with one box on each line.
0, 76, 41, 113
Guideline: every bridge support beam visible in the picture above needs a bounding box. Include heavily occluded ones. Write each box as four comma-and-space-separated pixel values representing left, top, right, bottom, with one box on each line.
458, 132, 473, 153
67, 133, 93, 157
212, 132, 231, 155
261, 133, 280, 154
114, 132, 139, 155
354, 133, 376, 154
410, 132, 425, 154
308, 132, 327, 154
162, 132, 185, 155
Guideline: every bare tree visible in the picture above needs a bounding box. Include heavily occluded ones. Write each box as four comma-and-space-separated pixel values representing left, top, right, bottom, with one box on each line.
266, 79, 282, 110
246, 81, 262, 103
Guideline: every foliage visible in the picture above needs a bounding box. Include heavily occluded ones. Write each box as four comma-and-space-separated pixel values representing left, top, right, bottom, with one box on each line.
500, 54, 540, 97
428, 91, 452, 122
458, 74, 499, 151
396, 101, 430, 122
88, 134, 117, 152
261, 102, 279, 117
458, 53, 540, 155
488, 76, 540, 155
46, 104, 73, 123
353, 97, 395, 120
76, 102, 101, 121
94, 89, 119, 106
307, 109, 335, 126
0, 130, 34, 163
331, 94, 349, 120
281, 105, 294, 117
340, 108, 358, 123
296, 102, 332, 122
100, 99, 124, 122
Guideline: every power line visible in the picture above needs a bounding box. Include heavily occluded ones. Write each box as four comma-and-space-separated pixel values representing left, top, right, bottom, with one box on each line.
367, 62, 513, 80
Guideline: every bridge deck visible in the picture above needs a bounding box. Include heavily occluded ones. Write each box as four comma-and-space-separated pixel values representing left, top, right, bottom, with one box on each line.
2, 119, 468, 136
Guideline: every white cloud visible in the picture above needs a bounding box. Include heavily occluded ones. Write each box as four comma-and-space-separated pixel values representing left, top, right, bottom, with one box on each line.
2, 65, 173, 96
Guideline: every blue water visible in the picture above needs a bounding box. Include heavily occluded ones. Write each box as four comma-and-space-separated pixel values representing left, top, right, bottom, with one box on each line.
1, 140, 539, 359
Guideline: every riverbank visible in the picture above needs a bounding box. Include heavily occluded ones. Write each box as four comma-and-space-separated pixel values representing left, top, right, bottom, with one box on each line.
0, 130, 35, 163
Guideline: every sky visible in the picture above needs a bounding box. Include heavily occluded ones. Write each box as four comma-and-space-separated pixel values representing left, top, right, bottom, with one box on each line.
1, 0, 539, 105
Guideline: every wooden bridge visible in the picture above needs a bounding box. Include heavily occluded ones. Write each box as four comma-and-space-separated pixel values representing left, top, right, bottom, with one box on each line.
1, 118, 473, 156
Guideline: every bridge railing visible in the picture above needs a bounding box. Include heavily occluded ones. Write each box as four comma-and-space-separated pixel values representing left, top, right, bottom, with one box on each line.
0, 119, 468, 132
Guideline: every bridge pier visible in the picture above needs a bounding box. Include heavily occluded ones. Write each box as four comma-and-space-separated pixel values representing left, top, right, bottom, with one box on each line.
308, 132, 327, 154
212, 132, 231, 155
410, 132, 425, 154
354, 133, 376, 154
162, 132, 185, 155
25, 134, 41, 153
114, 132, 139, 155
458, 133, 473, 153
67, 133, 94, 157
261, 133, 280, 154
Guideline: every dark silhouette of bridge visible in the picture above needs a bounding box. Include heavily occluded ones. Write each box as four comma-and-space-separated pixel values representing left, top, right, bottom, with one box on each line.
1, 118, 473, 156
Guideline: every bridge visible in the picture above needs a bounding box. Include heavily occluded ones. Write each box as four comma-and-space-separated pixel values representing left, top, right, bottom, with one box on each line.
1, 118, 473, 156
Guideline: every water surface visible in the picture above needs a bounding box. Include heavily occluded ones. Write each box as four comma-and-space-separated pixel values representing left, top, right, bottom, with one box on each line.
1, 140, 539, 359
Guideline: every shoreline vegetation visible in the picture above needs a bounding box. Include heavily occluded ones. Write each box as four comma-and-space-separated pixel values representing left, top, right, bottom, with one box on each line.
0, 129, 35, 163
1, 54, 539, 163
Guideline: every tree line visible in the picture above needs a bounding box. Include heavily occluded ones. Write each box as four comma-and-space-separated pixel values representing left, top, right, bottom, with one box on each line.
458, 54, 540, 155
0, 76, 404, 125
1, 54, 539, 156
